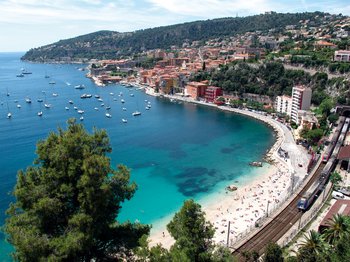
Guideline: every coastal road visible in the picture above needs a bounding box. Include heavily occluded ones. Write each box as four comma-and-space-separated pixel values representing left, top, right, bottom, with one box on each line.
233, 162, 325, 259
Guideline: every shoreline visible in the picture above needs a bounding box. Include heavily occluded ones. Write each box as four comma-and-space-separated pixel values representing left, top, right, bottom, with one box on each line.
143, 88, 310, 248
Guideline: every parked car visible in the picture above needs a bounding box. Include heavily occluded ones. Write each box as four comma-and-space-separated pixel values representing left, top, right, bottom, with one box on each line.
332, 191, 345, 199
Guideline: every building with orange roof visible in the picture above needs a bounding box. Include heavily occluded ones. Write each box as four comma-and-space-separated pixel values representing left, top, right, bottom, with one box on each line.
314, 40, 337, 49
185, 82, 208, 100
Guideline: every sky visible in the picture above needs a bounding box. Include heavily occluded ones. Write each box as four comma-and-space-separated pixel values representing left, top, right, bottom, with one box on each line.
1, 0, 350, 52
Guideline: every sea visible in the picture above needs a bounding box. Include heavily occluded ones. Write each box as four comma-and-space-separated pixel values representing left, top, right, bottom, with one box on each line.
0, 52, 275, 261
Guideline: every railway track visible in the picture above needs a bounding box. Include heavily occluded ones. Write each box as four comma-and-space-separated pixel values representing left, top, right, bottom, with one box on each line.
233, 162, 326, 258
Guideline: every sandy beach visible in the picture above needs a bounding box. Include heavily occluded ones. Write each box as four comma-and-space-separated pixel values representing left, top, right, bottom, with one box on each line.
143, 89, 311, 249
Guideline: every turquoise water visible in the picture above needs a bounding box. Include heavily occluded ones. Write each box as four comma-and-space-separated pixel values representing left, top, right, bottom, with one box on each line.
0, 53, 274, 261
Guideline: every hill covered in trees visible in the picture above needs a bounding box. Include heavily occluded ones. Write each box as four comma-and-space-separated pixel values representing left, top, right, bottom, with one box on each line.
22, 12, 330, 62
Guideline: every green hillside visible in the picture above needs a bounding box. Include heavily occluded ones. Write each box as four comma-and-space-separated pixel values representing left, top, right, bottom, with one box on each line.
22, 12, 328, 62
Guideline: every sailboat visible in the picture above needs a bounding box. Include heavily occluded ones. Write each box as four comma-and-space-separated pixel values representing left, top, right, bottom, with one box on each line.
43, 92, 51, 108
37, 102, 43, 117
6, 101, 12, 119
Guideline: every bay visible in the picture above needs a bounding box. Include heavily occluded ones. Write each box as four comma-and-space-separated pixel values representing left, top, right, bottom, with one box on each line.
0, 53, 274, 261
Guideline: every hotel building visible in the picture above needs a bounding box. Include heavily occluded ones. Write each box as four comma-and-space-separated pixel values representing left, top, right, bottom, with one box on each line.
291, 85, 312, 124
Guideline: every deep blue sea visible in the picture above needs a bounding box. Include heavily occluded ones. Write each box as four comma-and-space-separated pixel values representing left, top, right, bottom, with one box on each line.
0, 53, 274, 261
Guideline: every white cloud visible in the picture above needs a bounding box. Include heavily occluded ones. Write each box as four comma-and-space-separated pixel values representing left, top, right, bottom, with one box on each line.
147, 0, 275, 17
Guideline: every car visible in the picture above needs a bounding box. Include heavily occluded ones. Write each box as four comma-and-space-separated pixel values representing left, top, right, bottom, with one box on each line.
332, 191, 345, 199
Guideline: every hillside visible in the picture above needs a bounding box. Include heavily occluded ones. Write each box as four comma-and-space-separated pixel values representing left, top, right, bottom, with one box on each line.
22, 12, 329, 62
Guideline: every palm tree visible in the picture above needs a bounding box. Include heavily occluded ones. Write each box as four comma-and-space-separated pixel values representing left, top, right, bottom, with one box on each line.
297, 230, 329, 261
323, 214, 350, 246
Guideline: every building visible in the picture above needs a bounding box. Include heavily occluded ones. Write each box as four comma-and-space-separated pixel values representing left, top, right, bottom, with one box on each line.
291, 86, 312, 124
185, 82, 207, 100
275, 95, 292, 116
334, 50, 350, 62
319, 200, 350, 233
297, 110, 319, 130
204, 86, 222, 102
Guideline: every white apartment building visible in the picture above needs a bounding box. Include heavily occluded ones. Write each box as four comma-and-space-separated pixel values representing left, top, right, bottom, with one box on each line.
334, 50, 350, 62
275, 95, 292, 116
291, 85, 312, 124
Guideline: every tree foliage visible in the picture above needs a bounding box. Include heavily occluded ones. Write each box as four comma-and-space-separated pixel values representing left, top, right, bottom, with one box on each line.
4, 119, 150, 261
167, 199, 215, 261
263, 242, 283, 262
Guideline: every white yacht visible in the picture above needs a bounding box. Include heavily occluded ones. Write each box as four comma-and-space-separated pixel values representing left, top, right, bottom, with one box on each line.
122, 118, 127, 123
105, 113, 112, 118
132, 111, 141, 116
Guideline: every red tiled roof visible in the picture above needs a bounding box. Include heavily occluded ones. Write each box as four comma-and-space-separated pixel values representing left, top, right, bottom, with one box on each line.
319, 200, 350, 229
338, 145, 350, 160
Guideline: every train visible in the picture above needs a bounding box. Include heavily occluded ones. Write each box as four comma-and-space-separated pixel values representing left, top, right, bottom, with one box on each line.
322, 117, 345, 163
298, 117, 350, 211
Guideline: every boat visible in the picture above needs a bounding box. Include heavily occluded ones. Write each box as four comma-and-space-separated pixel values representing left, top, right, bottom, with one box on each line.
145, 106, 150, 110
74, 84, 85, 89
132, 111, 141, 116
94, 107, 99, 111
45, 74, 50, 79
68, 100, 74, 104
65, 107, 69, 110
121, 99, 125, 103
101, 103, 105, 107
80, 116, 84, 121
249, 161, 263, 167
98, 98, 103, 102
43, 92, 51, 108
80, 94, 92, 99
122, 118, 127, 123
130, 93, 134, 97
74, 106, 78, 110
110, 92, 114, 96
25, 97, 32, 103
77, 110, 84, 114
105, 113, 112, 118
16, 73, 24, 77
113, 98, 117, 101
37, 111, 43, 117
49, 80, 56, 84
6, 89, 10, 96
6, 102, 11, 119
52, 93, 58, 97
17, 104, 21, 108
22, 70, 32, 74
94, 95, 100, 98
37, 98, 43, 102
105, 106, 111, 110
122, 107, 127, 111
